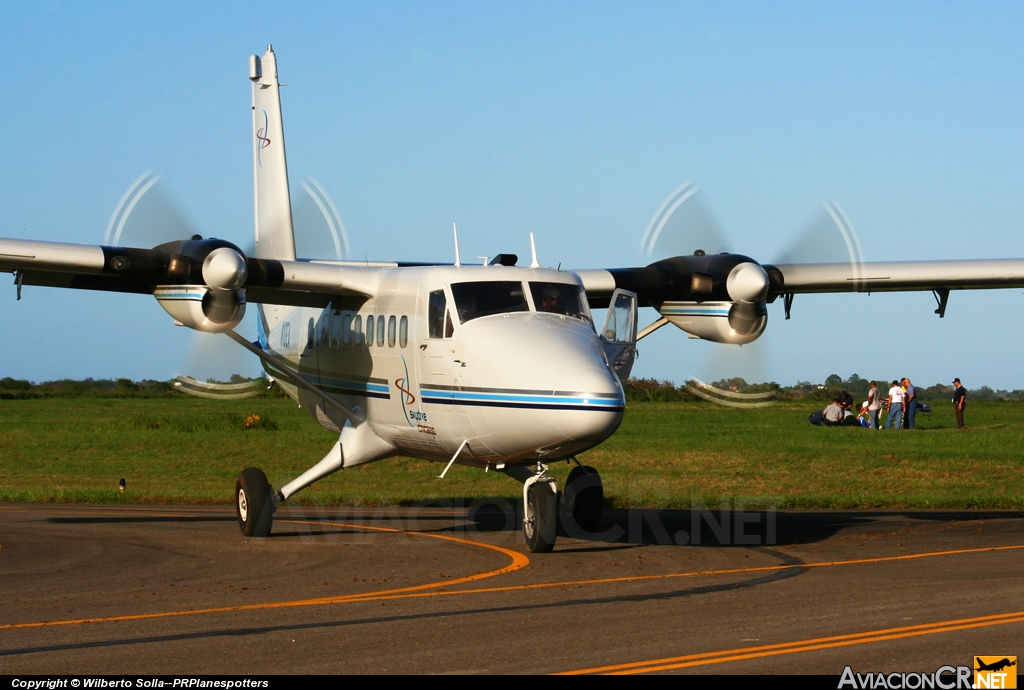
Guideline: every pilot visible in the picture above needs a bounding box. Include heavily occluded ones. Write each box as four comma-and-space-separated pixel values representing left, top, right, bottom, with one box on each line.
539, 287, 560, 312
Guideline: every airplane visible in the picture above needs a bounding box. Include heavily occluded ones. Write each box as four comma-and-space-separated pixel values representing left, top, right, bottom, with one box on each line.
5, 45, 1024, 552
975, 658, 1017, 673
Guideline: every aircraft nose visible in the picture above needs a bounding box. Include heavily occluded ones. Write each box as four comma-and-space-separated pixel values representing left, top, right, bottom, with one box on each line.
453, 314, 625, 454
457, 314, 622, 399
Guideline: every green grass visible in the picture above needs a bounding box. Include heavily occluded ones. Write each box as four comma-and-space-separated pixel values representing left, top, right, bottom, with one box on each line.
0, 397, 1021, 509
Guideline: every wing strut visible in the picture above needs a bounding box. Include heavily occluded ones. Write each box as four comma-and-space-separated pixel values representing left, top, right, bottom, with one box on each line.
636, 316, 669, 341
224, 330, 364, 422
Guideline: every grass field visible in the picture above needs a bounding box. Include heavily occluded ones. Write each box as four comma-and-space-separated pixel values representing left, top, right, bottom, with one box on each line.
0, 397, 1022, 509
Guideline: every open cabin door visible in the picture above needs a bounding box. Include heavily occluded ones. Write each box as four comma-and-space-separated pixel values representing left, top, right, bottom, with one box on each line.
600, 289, 638, 383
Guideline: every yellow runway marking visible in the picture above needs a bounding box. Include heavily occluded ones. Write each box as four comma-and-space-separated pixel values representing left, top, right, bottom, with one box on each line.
2, 513, 1021, 631
559, 610, 1024, 674
0, 518, 528, 631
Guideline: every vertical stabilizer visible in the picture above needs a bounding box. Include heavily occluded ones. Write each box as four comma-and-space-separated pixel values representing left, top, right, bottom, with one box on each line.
250, 45, 297, 261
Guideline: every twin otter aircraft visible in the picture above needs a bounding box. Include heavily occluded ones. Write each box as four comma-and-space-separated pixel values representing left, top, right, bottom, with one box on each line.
5, 46, 1024, 552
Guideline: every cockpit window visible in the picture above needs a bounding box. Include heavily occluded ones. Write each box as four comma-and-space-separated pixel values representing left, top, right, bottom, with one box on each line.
450, 281, 529, 324
530, 282, 589, 321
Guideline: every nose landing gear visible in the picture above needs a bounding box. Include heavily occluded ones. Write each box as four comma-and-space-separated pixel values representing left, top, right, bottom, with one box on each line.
515, 461, 605, 552
523, 468, 558, 553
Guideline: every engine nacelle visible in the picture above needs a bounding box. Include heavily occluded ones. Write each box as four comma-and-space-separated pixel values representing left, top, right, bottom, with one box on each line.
155, 285, 246, 333
149, 238, 248, 332
658, 300, 767, 345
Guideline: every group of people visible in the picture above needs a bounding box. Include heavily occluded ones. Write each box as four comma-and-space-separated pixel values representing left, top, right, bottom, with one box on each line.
817, 378, 967, 429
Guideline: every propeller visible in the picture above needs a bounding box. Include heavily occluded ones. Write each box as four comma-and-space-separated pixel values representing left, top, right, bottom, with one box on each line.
103, 172, 349, 382
639, 181, 729, 259
636, 182, 867, 392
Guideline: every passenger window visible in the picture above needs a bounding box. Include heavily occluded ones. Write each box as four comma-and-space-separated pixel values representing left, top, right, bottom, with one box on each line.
388, 315, 397, 347
353, 315, 363, 346
428, 290, 446, 338
366, 315, 374, 346
377, 314, 386, 347
444, 310, 454, 338
342, 314, 352, 345
399, 316, 408, 348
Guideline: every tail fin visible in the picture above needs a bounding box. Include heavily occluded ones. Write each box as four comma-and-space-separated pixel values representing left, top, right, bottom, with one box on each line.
250, 45, 296, 261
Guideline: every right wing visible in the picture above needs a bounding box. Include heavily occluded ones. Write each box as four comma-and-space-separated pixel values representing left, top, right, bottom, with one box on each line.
0, 237, 386, 308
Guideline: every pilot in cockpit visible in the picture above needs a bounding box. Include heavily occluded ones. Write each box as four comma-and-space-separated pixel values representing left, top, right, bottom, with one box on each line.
538, 287, 560, 312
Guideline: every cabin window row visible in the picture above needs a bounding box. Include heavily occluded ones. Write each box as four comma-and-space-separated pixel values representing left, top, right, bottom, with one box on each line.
303, 313, 409, 350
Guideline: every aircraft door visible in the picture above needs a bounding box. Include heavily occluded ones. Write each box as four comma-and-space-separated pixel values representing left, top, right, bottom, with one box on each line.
418, 288, 457, 409
599, 289, 638, 383
299, 313, 321, 387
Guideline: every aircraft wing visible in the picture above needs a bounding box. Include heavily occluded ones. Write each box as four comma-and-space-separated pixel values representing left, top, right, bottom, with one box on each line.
576, 258, 1024, 309
0, 237, 381, 308
767, 259, 1024, 294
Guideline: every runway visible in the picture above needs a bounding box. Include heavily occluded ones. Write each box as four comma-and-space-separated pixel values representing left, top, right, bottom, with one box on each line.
1, 503, 1022, 674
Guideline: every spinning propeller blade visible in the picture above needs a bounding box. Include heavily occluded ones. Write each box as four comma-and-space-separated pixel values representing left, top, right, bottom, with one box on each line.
639, 181, 729, 260
636, 183, 869, 393
104, 172, 350, 382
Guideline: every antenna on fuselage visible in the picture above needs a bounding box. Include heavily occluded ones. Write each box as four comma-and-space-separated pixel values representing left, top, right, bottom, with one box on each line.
529, 232, 540, 268
453, 222, 461, 268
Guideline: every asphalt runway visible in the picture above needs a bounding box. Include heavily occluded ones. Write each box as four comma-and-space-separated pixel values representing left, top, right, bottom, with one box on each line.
1, 502, 1022, 675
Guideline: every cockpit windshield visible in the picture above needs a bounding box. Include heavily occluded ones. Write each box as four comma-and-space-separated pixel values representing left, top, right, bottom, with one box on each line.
451, 281, 529, 323
530, 282, 589, 321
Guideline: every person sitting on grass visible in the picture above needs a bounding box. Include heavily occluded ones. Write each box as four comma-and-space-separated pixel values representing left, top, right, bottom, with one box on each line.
822, 397, 845, 426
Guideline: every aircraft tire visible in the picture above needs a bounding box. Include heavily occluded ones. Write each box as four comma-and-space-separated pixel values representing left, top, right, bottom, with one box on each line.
236, 467, 274, 537
524, 481, 557, 553
561, 465, 604, 533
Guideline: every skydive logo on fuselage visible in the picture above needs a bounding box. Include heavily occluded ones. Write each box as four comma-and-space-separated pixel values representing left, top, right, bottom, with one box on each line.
975, 657, 1017, 689
396, 355, 426, 427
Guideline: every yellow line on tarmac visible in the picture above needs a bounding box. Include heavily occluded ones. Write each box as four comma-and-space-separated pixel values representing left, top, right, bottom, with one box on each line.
2, 529, 1021, 631
0, 519, 528, 631
559, 610, 1024, 674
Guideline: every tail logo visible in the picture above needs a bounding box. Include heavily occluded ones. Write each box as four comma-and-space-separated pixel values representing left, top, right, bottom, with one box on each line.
256, 109, 272, 167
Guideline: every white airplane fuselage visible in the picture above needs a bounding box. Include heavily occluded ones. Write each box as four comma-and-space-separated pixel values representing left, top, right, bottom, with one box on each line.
259, 264, 626, 470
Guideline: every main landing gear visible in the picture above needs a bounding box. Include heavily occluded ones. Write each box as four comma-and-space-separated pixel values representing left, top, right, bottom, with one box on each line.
518, 462, 605, 553
236, 467, 275, 537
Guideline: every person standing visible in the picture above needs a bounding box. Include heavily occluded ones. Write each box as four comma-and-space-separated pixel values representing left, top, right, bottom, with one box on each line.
886, 380, 905, 429
903, 377, 918, 429
866, 381, 882, 429
952, 378, 967, 428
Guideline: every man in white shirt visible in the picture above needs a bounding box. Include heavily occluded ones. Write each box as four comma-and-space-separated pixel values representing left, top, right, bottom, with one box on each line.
886, 380, 905, 429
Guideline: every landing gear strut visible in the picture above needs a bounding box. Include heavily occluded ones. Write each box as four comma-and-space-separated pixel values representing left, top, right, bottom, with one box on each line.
236, 467, 275, 537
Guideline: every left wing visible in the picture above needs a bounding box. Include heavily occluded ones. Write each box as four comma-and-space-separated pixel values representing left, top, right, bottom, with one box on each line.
576, 256, 1024, 307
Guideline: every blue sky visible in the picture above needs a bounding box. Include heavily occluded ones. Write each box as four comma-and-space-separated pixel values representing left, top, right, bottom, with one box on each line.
3, 2, 1024, 387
